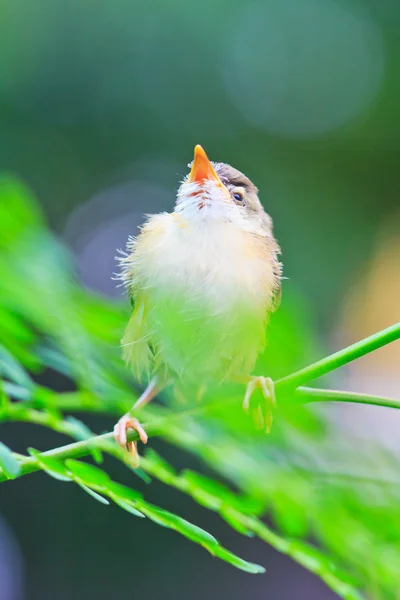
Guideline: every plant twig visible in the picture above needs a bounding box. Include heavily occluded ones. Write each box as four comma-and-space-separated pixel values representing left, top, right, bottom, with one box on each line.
1, 323, 400, 483
1, 385, 399, 482
277, 322, 400, 391
0, 405, 204, 481
296, 387, 400, 410
0, 429, 137, 482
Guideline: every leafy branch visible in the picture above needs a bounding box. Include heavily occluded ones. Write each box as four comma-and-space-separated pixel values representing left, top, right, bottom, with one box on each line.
140, 450, 365, 600
1, 323, 399, 598
1, 182, 400, 600
2, 321, 398, 483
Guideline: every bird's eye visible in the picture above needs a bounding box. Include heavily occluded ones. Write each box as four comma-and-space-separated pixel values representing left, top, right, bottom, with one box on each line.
232, 191, 245, 205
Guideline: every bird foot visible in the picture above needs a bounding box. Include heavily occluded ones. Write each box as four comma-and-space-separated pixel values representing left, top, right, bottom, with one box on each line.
242, 376, 276, 433
113, 414, 148, 467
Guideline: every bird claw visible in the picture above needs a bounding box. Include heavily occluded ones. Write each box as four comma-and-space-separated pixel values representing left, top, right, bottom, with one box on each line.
113, 414, 148, 467
243, 376, 276, 433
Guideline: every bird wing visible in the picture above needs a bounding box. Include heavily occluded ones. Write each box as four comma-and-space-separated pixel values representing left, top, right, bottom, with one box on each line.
118, 226, 157, 382
121, 295, 154, 382
118, 213, 175, 380
254, 230, 282, 314
271, 257, 282, 311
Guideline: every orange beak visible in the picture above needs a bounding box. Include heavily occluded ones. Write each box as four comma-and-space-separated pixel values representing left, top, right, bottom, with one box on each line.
188, 145, 222, 185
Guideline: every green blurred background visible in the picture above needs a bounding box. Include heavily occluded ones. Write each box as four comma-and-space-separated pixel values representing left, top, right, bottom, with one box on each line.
0, 0, 399, 598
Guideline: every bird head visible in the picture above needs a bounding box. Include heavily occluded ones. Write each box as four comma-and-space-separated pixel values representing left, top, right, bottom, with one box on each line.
176, 145, 272, 235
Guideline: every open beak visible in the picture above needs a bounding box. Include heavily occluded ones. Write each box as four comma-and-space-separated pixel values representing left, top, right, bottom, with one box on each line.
188, 145, 223, 185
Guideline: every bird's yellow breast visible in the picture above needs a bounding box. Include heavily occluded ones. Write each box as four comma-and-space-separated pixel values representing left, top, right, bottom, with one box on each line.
121, 212, 277, 384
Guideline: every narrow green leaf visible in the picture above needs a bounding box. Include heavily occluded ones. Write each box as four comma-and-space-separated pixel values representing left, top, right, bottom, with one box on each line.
0, 345, 34, 389
32, 387, 61, 411
0, 308, 36, 347
65, 459, 110, 490
65, 417, 102, 463
128, 499, 264, 574
135, 468, 152, 483
187, 485, 222, 511
171, 515, 218, 545
0, 442, 21, 479
110, 495, 145, 518
140, 504, 170, 528
141, 503, 218, 545
28, 448, 72, 482
107, 481, 143, 503
2, 381, 32, 402
220, 507, 254, 537
288, 540, 326, 572
76, 482, 110, 505
144, 449, 177, 480
211, 546, 265, 574
182, 470, 234, 510
183, 470, 232, 498
35, 346, 73, 378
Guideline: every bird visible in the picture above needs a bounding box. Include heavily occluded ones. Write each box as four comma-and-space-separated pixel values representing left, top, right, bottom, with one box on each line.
114, 145, 282, 464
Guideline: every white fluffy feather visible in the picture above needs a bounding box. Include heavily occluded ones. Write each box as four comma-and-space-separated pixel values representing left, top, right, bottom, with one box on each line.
118, 178, 280, 386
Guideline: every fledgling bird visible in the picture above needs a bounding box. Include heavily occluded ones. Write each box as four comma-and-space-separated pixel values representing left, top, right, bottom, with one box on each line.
114, 145, 282, 463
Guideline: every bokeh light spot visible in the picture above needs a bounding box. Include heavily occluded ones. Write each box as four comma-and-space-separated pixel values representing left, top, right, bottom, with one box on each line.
222, 0, 385, 138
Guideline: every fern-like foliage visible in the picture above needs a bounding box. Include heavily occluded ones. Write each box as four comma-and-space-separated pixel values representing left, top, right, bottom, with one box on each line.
0, 178, 399, 600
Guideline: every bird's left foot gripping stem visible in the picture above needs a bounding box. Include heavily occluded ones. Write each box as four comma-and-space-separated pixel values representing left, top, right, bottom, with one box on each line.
113, 415, 148, 467
113, 377, 160, 467
243, 376, 276, 433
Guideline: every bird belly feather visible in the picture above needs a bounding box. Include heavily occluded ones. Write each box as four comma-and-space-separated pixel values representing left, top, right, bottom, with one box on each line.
121, 213, 277, 384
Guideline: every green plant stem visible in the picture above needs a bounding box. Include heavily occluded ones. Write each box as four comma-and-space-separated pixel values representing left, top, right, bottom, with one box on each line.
296, 387, 400, 410
0, 429, 138, 482
277, 322, 400, 391
1, 322, 400, 483
1, 386, 399, 482
0, 405, 203, 482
